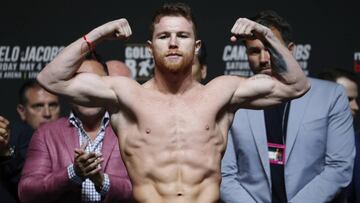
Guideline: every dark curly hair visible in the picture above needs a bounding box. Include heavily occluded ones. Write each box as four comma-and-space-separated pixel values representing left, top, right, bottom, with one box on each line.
251, 10, 293, 45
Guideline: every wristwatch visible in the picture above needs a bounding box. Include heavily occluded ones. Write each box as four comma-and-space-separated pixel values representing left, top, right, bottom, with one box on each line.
8, 146, 15, 157
0, 146, 15, 161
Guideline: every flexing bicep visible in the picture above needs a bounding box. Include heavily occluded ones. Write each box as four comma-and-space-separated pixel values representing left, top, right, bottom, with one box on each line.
230, 74, 304, 109
57, 73, 119, 107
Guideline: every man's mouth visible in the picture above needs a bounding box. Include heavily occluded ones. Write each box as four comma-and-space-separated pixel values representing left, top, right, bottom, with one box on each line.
260, 68, 272, 75
166, 52, 182, 57
166, 52, 182, 60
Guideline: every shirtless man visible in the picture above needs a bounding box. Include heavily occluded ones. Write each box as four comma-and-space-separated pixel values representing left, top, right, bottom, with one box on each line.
37, 3, 309, 203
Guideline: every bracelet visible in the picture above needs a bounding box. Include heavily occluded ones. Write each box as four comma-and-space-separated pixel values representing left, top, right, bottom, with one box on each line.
83, 35, 94, 52
83, 35, 98, 60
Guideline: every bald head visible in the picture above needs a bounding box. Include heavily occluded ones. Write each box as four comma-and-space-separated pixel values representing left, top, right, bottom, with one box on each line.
106, 60, 132, 78
78, 60, 107, 76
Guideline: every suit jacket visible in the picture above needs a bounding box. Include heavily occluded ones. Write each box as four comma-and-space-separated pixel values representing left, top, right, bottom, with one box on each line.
19, 117, 132, 203
221, 78, 355, 203
348, 130, 360, 203
0, 121, 33, 203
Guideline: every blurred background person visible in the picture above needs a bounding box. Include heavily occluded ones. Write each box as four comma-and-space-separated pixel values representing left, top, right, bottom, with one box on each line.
318, 69, 359, 117
106, 60, 133, 78
318, 68, 359, 203
191, 42, 207, 83
221, 10, 355, 203
0, 80, 60, 202
16, 80, 60, 130
19, 59, 133, 203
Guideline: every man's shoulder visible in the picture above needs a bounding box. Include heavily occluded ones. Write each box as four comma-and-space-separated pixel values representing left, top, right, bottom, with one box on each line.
10, 120, 33, 136
206, 75, 243, 85
204, 75, 244, 96
305, 77, 345, 97
308, 77, 338, 88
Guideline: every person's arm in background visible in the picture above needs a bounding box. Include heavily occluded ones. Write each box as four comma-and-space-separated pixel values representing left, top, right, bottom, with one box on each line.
0, 116, 33, 201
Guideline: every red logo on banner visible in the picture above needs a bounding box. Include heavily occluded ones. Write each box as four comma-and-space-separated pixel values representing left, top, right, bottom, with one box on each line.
354, 61, 360, 73
354, 52, 360, 73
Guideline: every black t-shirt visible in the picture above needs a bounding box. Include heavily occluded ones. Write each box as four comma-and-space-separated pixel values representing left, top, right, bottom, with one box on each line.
264, 102, 290, 203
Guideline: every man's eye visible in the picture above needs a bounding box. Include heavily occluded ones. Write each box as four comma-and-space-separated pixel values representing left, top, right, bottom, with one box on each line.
49, 103, 59, 110
159, 35, 168, 39
31, 104, 44, 111
248, 48, 260, 54
349, 97, 356, 102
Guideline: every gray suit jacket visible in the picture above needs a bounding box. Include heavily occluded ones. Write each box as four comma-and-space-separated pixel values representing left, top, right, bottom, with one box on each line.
220, 78, 355, 203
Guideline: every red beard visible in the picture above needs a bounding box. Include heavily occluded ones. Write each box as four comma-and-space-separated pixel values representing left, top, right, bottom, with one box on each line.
154, 50, 194, 73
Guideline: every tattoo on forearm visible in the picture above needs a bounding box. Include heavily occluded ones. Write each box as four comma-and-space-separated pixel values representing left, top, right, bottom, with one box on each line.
267, 44, 288, 74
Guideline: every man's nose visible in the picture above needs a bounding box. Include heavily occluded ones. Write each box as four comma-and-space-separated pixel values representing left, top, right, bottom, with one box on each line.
169, 35, 178, 48
351, 99, 359, 113
260, 50, 270, 64
42, 106, 52, 118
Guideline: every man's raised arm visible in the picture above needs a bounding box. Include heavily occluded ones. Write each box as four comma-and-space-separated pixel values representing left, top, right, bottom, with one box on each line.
37, 19, 132, 106
230, 18, 310, 108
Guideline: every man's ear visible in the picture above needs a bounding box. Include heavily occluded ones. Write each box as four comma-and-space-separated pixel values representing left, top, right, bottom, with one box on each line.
201, 65, 207, 80
147, 40, 153, 56
195, 40, 201, 55
287, 42, 295, 54
16, 104, 26, 121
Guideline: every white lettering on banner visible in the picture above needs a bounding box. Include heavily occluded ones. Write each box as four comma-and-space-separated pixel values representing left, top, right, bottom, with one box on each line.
0, 46, 20, 62
125, 44, 154, 82
222, 43, 311, 77
125, 59, 137, 79
21, 46, 64, 62
293, 44, 311, 74
138, 60, 153, 76
354, 52, 360, 60
294, 44, 311, 60
225, 61, 249, 70
3, 72, 22, 79
125, 46, 152, 59
222, 45, 252, 77
222, 45, 247, 61
27, 72, 38, 79
0, 45, 64, 80
0, 63, 17, 71
19, 63, 36, 71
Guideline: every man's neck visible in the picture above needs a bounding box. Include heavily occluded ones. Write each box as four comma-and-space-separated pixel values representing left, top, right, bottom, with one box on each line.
153, 67, 195, 94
